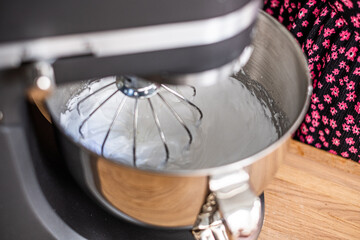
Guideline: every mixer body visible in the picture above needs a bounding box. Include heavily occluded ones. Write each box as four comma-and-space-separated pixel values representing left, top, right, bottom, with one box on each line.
45, 12, 311, 239
0, 0, 311, 239
0, 0, 260, 86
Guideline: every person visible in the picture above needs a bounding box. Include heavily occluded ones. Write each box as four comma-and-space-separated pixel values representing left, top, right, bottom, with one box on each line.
263, 0, 360, 162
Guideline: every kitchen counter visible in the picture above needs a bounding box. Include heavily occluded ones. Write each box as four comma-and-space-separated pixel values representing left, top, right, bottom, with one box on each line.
258, 140, 360, 239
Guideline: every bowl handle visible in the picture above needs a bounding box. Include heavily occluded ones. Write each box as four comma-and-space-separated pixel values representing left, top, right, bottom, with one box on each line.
192, 170, 261, 240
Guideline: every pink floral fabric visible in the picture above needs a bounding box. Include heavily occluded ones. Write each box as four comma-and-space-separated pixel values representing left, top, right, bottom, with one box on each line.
263, 0, 360, 162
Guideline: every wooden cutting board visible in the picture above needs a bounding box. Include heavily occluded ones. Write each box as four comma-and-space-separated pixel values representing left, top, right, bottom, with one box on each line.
258, 140, 360, 239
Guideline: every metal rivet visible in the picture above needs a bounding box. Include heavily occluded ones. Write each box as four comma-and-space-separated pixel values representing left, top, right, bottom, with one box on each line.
36, 76, 52, 90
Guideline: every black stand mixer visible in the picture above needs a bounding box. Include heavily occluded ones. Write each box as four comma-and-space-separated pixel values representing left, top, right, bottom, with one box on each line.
0, 0, 311, 239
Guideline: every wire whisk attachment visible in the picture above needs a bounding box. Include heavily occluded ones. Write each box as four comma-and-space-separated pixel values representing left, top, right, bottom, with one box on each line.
77, 76, 203, 167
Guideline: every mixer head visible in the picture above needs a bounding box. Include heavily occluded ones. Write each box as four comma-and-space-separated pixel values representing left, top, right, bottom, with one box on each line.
0, 0, 261, 86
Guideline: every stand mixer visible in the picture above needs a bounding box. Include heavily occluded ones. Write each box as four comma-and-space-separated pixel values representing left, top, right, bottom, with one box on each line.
0, 0, 311, 239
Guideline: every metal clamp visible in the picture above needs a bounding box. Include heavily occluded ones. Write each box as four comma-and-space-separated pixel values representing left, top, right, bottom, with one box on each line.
192, 193, 229, 240
193, 169, 261, 240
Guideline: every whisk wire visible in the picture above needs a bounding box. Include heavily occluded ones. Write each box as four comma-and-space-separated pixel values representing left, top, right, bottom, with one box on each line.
101, 96, 127, 155
133, 98, 139, 167
161, 84, 203, 121
79, 89, 118, 138
148, 98, 170, 163
158, 93, 193, 145
77, 81, 116, 114
187, 85, 197, 97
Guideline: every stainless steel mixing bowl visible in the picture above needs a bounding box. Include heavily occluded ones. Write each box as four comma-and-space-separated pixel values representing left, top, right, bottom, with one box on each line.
46, 11, 312, 239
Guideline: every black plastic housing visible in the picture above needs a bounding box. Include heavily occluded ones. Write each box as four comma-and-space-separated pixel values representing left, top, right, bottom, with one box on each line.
0, 0, 250, 43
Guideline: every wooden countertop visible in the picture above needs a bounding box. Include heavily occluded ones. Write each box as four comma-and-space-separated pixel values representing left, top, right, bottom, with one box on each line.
258, 140, 360, 239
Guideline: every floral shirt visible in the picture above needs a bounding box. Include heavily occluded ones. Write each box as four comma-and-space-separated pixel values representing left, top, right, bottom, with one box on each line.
263, 0, 360, 162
